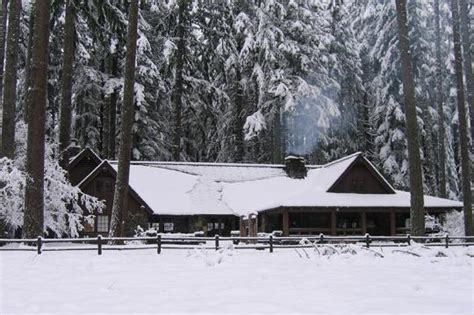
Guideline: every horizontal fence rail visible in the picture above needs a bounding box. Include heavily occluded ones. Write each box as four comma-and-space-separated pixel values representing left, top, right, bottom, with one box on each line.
0, 234, 473, 255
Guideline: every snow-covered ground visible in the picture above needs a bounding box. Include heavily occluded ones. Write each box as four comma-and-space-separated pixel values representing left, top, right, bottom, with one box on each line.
1, 244, 473, 314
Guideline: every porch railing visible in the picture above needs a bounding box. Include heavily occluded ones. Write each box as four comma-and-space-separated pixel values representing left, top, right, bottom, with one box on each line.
0, 234, 473, 255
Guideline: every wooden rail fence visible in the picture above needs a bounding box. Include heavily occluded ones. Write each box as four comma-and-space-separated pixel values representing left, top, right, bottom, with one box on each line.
0, 234, 473, 255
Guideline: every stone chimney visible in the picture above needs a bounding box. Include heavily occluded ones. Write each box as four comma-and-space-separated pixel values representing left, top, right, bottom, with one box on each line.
284, 155, 307, 179
67, 138, 81, 159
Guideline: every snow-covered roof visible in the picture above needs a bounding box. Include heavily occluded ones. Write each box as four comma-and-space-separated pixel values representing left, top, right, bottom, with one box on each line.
128, 161, 286, 182
111, 164, 235, 216
92, 152, 463, 216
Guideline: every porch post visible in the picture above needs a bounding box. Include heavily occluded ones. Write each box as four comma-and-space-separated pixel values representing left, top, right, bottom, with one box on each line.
331, 210, 337, 236
249, 214, 258, 237
260, 214, 266, 233
282, 209, 289, 236
239, 216, 247, 237
361, 211, 367, 235
390, 210, 396, 236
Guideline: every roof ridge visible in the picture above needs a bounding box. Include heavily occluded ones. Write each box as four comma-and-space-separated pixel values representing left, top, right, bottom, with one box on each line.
322, 152, 363, 168
67, 147, 103, 170
110, 160, 286, 168
75, 160, 109, 187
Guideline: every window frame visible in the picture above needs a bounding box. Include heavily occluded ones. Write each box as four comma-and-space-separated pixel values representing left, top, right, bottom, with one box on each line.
96, 215, 109, 233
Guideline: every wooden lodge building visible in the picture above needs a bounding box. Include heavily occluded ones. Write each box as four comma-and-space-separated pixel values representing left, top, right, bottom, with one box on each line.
67, 148, 463, 237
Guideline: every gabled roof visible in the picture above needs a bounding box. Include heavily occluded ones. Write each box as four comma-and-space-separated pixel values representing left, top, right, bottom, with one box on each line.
74, 150, 463, 217
115, 152, 463, 215
77, 160, 154, 216
326, 153, 396, 194
67, 147, 102, 171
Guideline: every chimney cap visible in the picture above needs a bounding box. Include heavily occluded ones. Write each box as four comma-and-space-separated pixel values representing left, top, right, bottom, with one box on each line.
284, 155, 305, 161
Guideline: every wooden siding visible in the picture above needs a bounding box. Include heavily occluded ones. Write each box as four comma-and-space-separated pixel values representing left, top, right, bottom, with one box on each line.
81, 168, 150, 237
330, 160, 390, 194
69, 155, 100, 186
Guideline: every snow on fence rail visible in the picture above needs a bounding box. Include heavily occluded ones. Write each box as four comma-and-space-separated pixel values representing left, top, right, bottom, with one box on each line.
0, 234, 473, 255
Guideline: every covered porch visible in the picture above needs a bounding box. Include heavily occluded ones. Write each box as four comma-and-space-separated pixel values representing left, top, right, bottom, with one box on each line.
258, 207, 446, 236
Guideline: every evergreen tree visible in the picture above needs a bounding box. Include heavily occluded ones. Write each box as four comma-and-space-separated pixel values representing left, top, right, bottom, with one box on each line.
434, 0, 448, 198
109, 0, 139, 238
58, 0, 76, 167
458, 0, 473, 143
171, 0, 190, 161
23, 0, 51, 238
1, 0, 21, 159
0, 0, 8, 116
449, 0, 473, 236
395, 0, 425, 236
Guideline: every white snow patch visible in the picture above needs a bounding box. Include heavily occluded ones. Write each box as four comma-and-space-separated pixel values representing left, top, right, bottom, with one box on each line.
0, 247, 472, 314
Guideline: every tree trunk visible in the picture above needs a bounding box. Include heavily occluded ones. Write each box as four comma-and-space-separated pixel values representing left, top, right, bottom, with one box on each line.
102, 97, 110, 159
0, 0, 8, 112
233, 69, 245, 162
272, 108, 282, 164
109, 84, 117, 159
458, 0, 473, 144
23, 3, 35, 121
361, 94, 373, 154
109, 0, 139, 238
450, 0, 473, 236
0, 0, 20, 159
103, 55, 118, 160
58, 0, 75, 168
434, 0, 447, 198
171, 0, 189, 161
395, 0, 425, 236
22, 0, 51, 239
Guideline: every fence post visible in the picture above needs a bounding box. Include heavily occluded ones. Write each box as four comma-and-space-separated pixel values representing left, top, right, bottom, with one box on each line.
97, 235, 102, 255
445, 234, 449, 249
269, 235, 273, 253
319, 233, 324, 244
157, 234, 162, 254
215, 234, 220, 250
365, 233, 370, 248
407, 234, 411, 246
37, 236, 42, 255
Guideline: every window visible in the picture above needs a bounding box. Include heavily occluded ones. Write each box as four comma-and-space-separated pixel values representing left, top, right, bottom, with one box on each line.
207, 223, 214, 231
149, 222, 160, 231
97, 215, 109, 233
96, 178, 113, 193
164, 222, 174, 232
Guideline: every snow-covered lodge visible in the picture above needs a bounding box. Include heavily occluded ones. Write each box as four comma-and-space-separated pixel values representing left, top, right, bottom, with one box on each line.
68, 148, 463, 237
